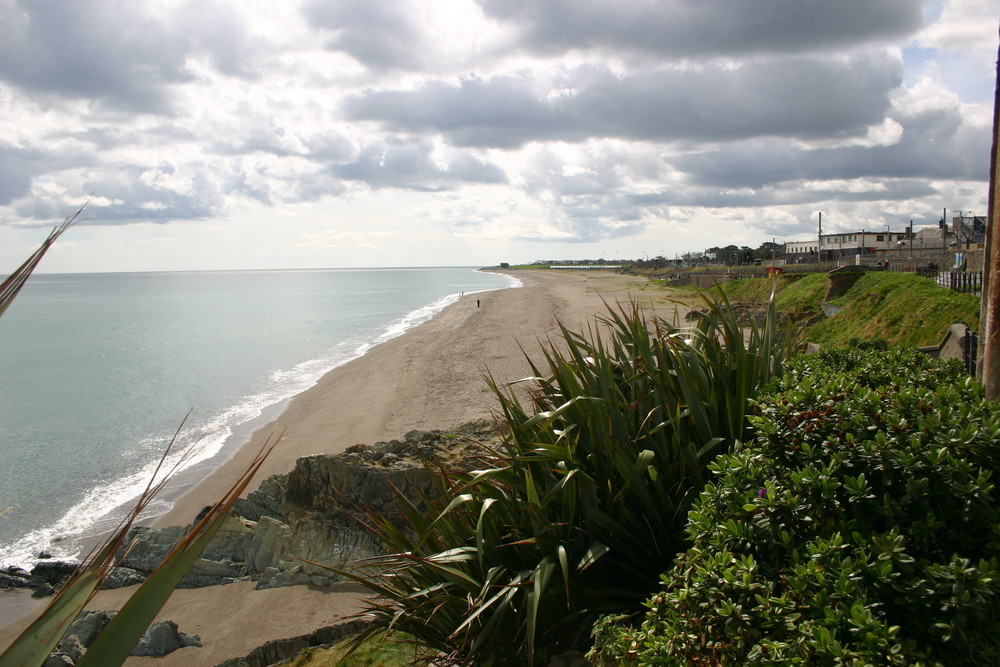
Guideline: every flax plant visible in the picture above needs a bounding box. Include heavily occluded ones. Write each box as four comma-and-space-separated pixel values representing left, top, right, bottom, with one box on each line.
347, 285, 792, 665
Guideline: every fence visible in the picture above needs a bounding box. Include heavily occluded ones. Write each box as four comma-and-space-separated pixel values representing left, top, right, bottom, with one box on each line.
965, 328, 979, 377
900, 267, 983, 294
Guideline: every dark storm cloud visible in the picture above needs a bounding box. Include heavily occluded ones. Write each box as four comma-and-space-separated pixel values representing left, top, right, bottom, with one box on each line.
344, 54, 901, 148
628, 178, 937, 210
333, 141, 507, 190
0, 0, 262, 113
476, 0, 924, 58
0, 0, 191, 112
301, 0, 428, 70
672, 100, 991, 190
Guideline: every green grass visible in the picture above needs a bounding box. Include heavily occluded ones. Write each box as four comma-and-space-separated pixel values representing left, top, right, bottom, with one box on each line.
287, 632, 430, 666
722, 272, 978, 348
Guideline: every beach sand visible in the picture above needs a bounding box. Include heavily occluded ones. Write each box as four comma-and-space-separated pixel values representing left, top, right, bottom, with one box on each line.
1, 269, 678, 666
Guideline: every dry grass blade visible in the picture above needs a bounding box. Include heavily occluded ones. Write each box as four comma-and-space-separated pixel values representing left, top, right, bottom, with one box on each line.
0, 204, 85, 319
0, 414, 203, 667
77, 428, 282, 667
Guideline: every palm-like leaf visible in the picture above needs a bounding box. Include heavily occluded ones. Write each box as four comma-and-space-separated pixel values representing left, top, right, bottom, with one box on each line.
346, 285, 794, 665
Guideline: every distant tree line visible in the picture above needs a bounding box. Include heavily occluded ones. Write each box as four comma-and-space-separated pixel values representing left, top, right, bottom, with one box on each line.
528, 242, 784, 270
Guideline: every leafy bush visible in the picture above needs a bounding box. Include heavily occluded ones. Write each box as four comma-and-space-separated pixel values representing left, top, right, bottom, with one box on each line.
590, 345, 1000, 665
346, 289, 791, 665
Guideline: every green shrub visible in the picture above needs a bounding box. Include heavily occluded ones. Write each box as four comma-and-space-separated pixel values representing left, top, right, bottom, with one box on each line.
590, 345, 1000, 665
346, 289, 791, 665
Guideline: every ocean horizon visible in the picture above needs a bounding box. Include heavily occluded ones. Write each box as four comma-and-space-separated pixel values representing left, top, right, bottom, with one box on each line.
0, 266, 519, 569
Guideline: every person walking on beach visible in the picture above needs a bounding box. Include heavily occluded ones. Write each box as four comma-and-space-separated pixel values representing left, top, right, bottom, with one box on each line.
477, 299, 480, 308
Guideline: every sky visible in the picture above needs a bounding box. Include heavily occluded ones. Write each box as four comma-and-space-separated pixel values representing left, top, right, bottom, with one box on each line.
0, 0, 998, 272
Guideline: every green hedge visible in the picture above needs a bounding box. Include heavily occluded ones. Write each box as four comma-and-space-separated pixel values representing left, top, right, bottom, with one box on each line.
591, 345, 1000, 665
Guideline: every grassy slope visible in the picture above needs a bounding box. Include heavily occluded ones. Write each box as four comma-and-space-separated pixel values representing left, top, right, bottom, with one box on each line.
721, 272, 979, 348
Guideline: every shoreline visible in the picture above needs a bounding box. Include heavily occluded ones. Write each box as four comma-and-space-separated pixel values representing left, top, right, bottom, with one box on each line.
1, 269, 672, 665
152, 268, 653, 529
142, 269, 521, 528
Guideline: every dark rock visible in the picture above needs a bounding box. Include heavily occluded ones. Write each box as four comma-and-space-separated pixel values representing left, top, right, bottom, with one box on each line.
0, 566, 31, 590
130, 620, 201, 656
47, 611, 200, 662
30, 560, 77, 586
63, 610, 116, 647
30, 584, 55, 598
117, 525, 186, 573
55, 635, 85, 663
233, 474, 286, 522
102, 566, 147, 589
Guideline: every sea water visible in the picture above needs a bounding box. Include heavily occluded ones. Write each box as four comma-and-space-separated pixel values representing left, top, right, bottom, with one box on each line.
0, 267, 518, 568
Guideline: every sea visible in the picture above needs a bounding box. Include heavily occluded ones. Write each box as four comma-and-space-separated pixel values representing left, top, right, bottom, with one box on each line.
0, 267, 518, 569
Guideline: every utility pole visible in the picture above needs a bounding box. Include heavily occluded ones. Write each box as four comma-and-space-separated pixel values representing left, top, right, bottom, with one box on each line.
978, 25, 1000, 397
817, 211, 823, 263
908, 220, 913, 266
942, 207, 948, 257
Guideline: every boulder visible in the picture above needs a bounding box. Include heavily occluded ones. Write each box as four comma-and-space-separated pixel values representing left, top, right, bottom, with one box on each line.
130, 620, 201, 656
48, 611, 200, 662
63, 610, 116, 647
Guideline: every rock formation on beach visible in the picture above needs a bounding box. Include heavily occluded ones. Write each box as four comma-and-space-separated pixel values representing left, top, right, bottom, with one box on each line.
110, 419, 502, 590
45, 610, 201, 662
1, 421, 503, 666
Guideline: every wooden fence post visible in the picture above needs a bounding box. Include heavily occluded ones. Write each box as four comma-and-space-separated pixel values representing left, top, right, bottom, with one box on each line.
978, 26, 1000, 398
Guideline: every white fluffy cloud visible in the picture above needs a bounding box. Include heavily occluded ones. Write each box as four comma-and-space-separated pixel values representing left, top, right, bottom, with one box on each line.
0, 0, 995, 270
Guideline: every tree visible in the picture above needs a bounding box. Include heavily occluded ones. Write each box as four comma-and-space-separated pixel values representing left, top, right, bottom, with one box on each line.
753, 241, 784, 262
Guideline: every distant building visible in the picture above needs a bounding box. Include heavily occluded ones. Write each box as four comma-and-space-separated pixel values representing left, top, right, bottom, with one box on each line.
784, 216, 985, 265
785, 230, 907, 263
784, 240, 819, 263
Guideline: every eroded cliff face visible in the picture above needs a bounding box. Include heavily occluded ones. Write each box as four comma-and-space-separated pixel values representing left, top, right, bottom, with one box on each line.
109, 420, 502, 590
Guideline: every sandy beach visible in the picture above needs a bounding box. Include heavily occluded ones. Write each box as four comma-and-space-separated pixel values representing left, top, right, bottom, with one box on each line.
1, 269, 675, 665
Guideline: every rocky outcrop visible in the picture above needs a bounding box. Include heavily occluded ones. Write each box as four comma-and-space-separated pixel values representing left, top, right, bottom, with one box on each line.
131, 620, 202, 657
0, 557, 78, 597
108, 420, 502, 590
44, 610, 200, 664
213, 618, 373, 667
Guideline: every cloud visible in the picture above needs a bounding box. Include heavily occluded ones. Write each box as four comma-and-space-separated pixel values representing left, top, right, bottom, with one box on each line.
0, 142, 47, 204
334, 139, 507, 190
0, 0, 267, 114
476, 0, 924, 58
345, 53, 903, 148
301, 0, 430, 70
298, 228, 397, 249
0, 0, 992, 267
670, 79, 989, 194
0, 0, 193, 113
